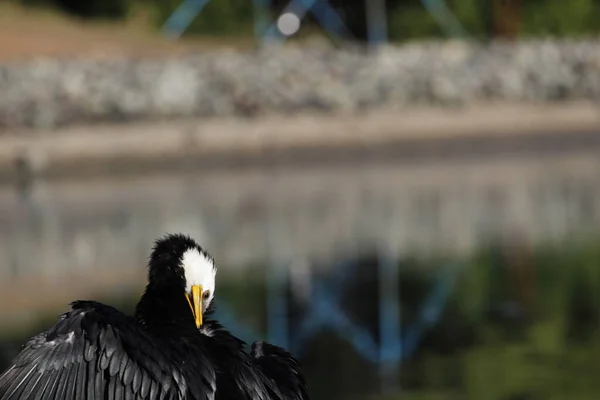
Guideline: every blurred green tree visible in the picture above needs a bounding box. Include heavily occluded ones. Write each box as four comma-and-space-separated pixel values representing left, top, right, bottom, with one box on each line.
521, 0, 600, 36
151, 0, 254, 36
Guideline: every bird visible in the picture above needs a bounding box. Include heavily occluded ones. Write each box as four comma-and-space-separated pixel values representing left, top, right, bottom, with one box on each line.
0, 233, 219, 400
0, 233, 310, 400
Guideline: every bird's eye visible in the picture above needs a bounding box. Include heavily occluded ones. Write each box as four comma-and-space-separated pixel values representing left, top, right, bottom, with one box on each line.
203, 291, 210, 300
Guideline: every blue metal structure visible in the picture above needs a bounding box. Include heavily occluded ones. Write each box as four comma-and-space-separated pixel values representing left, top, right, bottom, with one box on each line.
252, 0, 271, 40
366, 0, 388, 46
162, 0, 212, 39
262, 0, 353, 43
212, 254, 463, 389
161, 0, 467, 44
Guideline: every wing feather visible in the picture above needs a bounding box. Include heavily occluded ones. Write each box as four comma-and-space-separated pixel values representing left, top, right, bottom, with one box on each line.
0, 301, 216, 400
75, 359, 86, 400
124, 385, 135, 400
53, 365, 69, 400
201, 320, 271, 400
38, 369, 60, 400
86, 353, 97, 400
251, 341, 310, 400
107, 373, 116, 400
132, 365, 142, 394
64, 363, 77, 399
31, 370, 53, 400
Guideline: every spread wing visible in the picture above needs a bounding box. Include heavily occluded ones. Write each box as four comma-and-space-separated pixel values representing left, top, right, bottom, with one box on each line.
251, 341, 310, 400
200, 321, 270, 400
0, 300, 216, 400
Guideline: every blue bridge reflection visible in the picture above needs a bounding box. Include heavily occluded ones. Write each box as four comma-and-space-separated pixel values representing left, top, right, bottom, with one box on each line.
213, 253, 463, 383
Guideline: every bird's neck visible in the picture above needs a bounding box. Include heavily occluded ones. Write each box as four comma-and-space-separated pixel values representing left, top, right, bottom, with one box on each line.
134, 286, 198, 336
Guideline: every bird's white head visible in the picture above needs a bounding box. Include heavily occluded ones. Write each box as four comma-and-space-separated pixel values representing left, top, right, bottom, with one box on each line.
180, 247, 216, 310
148, 233, 217, 329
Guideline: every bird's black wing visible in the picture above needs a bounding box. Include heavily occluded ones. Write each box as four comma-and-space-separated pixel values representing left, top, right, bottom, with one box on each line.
0, 300, 216, 400
251, 341, 310, 400
200, 320, 270, 400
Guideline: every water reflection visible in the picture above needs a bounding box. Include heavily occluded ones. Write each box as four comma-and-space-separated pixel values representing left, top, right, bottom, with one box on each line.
1, 243, 600, 399
0, 149, 600, 399
1, 152, 600, 282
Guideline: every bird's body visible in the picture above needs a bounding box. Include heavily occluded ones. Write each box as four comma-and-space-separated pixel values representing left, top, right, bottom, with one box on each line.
0, 234, 309, 400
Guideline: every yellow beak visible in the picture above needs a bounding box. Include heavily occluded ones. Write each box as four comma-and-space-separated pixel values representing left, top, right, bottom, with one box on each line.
185, 284, 203, 328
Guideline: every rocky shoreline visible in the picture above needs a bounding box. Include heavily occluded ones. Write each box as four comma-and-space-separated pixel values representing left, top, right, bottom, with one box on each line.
1, 38, 599, 131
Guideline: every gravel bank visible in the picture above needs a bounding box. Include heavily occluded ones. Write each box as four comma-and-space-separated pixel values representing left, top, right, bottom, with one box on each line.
0, 38, 599, 130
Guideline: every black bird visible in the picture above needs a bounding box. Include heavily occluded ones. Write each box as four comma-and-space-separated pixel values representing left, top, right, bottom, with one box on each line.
0, 234, 218, 400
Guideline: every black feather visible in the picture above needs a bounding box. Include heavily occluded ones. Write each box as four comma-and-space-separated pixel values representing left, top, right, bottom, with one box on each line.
53, 367, 69, 400
132, 367, 142, 394
108, 375, 116, 400
115, 374, 125, 400
140, 371, 150, 399
75, 359, 86, 400
251, 341, 311, 400
0, 292, 216, 400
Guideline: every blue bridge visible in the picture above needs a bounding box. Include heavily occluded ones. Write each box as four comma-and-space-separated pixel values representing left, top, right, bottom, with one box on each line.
161, 0, 468, 45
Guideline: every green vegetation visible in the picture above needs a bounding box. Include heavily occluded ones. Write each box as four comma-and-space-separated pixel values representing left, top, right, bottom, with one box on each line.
150, 0, 255, 36
12, 0, 600, 40
395, 239, 600, 399
521, 0, 600, 37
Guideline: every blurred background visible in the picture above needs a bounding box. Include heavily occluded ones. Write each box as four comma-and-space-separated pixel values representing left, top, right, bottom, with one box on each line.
1, 0, 600, 399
